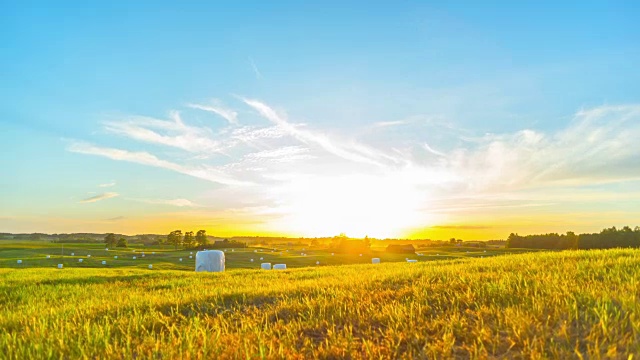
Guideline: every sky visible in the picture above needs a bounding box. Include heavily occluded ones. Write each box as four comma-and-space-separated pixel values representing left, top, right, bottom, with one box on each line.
1, 1, 640, 239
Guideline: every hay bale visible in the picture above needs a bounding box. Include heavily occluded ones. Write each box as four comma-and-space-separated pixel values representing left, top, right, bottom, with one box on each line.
148, 265, 153, 269
57, 264, 63, 269
114, 256, 118, 259
78, 259, 83, 263
195, 250, 225, 272
105, 248, 109, 251
71, 253, 74, 256
132, 256, 137, 260
316, 261, 320, 265
87, 255, 91, 258
250, 258, 254, 262
331, 253, 334, 256
260, 257, 264, 260
46, 255, 50, 258
189, 255, 192, 259
261, 263, 271, 270
17, 260, 22, 264
372, 258, 380, 264
101, 261, 106, 265
179, 258, 183, 262
273, 264, 287, 270
407, 259, 418, 263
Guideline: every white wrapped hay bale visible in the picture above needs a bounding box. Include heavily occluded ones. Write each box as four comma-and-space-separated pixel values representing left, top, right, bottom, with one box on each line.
148, 264, 153, 269
195, 250, 225, 272
78, 259, 83, 263
261, 263, 271, 270
372, 258, 380, 264
17, 260, 22, 264
250, 258, 254, 262
259, 257, 263, 260
87, 255, 91, 258
57, 264, 63, 269
179, 258, 183, 262
114, 256, 118, 259
46, 255, 50, 258
132, 256, 137, 260
316, 261, 320, 265
189, 255, 192, 259
71, 253, 74, 256
407, 259, 417, 263
273, 264, 287, 270
101, 261, 106, 265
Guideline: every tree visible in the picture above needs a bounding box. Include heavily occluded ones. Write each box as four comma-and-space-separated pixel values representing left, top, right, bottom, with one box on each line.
364, 235, 371, 249
116, 237, 128, 248
196, 230, 208, 247
449, 238, 456, 244
184, 231, 195, 248
168, 230, 183, 249
104, 233, 116, 248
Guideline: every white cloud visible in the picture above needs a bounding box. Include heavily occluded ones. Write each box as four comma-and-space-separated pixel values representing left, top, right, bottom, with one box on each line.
372, 120, 408, 128
134, 198, 200, 207
248, 57, 263, 80
67, 142, 250, 186
67, 99, 640, 237
103, 112, 225, 154
98, 182, 116, 188
244, 146, 314, 163
187, 100, 239, 124
241, 97, 400, 167
80, 192, 119, 203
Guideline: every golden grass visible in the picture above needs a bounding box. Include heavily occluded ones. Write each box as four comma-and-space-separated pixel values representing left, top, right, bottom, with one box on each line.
1, 249, 639, 359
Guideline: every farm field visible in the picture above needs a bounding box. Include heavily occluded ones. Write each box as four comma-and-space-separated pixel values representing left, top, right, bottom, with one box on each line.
0, 241, 537, 271
1, 248, 639, 358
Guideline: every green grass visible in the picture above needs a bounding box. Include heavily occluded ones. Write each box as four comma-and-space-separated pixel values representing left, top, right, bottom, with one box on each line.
0, 241, 536, 271
1, 248, 639, 358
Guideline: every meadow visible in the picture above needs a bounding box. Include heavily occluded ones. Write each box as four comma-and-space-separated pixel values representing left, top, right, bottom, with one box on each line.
0, 241, 535, 271
1, 245, 639, 359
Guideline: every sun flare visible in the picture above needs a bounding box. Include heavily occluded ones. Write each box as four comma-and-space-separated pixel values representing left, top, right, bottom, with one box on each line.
269, 173, 432, 238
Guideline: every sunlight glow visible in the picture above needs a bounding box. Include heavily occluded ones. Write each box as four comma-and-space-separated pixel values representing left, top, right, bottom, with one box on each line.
270, 173, 433, 238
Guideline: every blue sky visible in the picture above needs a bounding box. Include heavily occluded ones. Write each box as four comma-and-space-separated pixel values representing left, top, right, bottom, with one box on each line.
1, 1, 639, 238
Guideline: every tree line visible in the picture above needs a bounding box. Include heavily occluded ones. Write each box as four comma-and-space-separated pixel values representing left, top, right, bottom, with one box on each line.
507, 226, 640, 249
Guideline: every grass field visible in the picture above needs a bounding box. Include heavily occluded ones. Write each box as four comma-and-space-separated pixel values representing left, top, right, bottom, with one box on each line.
1, 248, 639, 359
0, 241, 536, 271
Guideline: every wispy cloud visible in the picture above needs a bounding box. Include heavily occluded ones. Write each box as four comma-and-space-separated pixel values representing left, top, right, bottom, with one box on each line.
372, 120, 408, 128
244, 146, 314, 163
98, 182, 116, 188
134, 198, 200, 207
187, 100, 239, 124
105, 216, 125, 221
103, 112, 224, 154
67, 99, 640, 238
67, 142, 250, 186
241, 97, 399, 167
248, 57, 263, 80
80, 192, 119, 203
